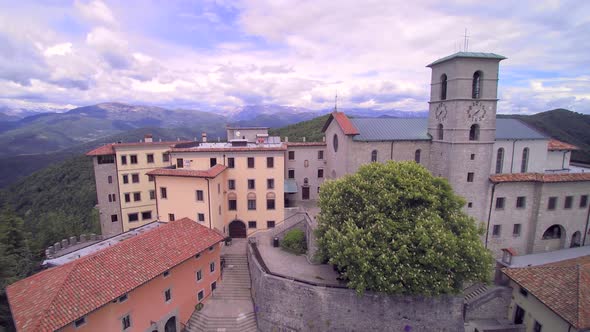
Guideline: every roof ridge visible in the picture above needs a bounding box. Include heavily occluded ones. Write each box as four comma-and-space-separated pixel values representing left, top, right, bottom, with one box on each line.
37, 262, 79, 331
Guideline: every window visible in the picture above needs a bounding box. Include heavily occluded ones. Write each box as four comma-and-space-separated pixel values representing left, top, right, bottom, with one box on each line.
513, 224, 521, 237
533, 321, 542, 332
128, 213, 139, 222
141, 211, 152, 220
160, 187, 167, 199
371, 150, 378, 162
438, 124, 444, 140
163, 270, 170, 277
495, 148, 504, 174
519, 287, 528, 297
177, 158, 184, 168
469, 124, 480, 141
267, 192, 276, 210
217, 183, 220, 194
521, 148, 529, 173
467, 202, 473, 208
288, 169, 295, 179
467, 172, 474, 182
548, 197, 557, 210
198, 213, 205, 222
318, 150, 324, 160
228, 179, 236, 190
74, 317, 86, 328
440, 74, 447, 100
97, 155, 115, 164
516, 196, 526, 208
196, 190, 204, 201
248, 198, 256, 210
267, 220, 275, 228
164, 289, 171, 302
122, 314, 131, 330
123, 174, 129, 184
228, 193, 237, 211
149, 190, 156, 200
133, 192, 141, 201
581, 195, 589, 208
124, 193, 131, 203
542, 225, 562, 239
108, 194, 116, 202
228, 157, 235, 168
248, 179, 255, 189
147, 154, 154, 163
111, 214, 118, 222
492, 225, 501, 237
130, 155, 138, 164
565, 196, 573, 209
210, 261, 215, 273
121, 155, 127, 165
495, 197, 505, 209
211, 281, 217, 291
196, 269, 202, 281
247, 157, 255, 168
131, 173, 139, 183
108, 175, 113, 184
198, 290, 204, 301
470, 153, 475, 160
163, 152, 170, 162
318, 168, 324, 178
415, 149, 421, 163
148, 174, 154, 182
472, 71, 482, 99
333, 134, 339, 152
288, 151, 295, 160
267, 178, 275, 189
209, 245, 214, 252
267, 156, 274, 168
248, 221, 257, 229
210, 157, 217, 167
119, 294, 128, 302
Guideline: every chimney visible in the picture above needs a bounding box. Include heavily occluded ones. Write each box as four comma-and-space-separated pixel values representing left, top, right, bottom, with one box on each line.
303, 137, 306, 142
144, 134, 153, 143
285, 137, 289, 143
322, 136, 326, 142
202, 132, 207, 143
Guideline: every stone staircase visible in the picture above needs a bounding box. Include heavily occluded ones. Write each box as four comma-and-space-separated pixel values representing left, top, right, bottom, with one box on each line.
187, 242, 257, 332
464, 283, 490, 304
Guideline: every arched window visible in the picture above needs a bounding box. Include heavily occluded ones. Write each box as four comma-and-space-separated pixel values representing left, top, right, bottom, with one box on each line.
415, 149, 421, 163
542, 225, 562, 239
333, 134, 339, 152
247, 192, 256, 199
437, 124, 444, 140
495, 148, 504, 174
303, 178, 309, 185
371, 150, 378, 162
469, 124, 480, 141
440, 74, 447, 100
472, 71, 482, 99
521, 147, 529, 173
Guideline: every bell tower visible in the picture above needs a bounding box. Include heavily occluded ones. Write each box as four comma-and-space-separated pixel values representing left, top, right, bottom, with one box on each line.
426, 52, 506, 223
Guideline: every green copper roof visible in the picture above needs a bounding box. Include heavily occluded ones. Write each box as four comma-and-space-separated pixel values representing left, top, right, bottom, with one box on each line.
427, 52, 507, 67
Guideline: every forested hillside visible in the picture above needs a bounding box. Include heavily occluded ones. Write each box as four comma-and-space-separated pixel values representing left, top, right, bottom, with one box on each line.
269, 114, 329, 142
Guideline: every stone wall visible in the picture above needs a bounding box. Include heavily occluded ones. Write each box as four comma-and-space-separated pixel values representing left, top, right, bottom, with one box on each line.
465, 287, 511, 321
247, 243, 464, 332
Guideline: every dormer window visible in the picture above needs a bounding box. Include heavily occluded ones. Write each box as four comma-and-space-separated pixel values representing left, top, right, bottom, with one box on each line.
472, 71, 482, 99
440, 74, 447, 100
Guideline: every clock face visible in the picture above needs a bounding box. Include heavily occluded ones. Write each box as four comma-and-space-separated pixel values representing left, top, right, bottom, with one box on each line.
467, 101, 487, 121
435, 103, 448, 121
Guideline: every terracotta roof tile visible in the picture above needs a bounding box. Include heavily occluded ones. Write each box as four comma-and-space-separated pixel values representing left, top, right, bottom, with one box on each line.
86, 141, 189, 156
503, 257, 590, 329
321, 112, 360, 135
171, 146, 286, 152
6, 218, 224, 332
85, 143, 115, 156
147, 164, 227, 178
549, 139, 578, 151
285, 142, 326, 147
490, 172, 590, 183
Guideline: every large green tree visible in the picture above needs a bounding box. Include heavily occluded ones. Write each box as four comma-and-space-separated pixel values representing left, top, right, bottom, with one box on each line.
316, 161, 493, 295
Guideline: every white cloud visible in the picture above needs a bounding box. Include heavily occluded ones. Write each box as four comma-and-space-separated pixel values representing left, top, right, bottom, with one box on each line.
43, 43, 73, 57
74, 0, 116, 25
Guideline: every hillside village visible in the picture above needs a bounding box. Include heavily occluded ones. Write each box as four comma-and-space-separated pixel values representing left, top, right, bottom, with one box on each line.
5, 51, 590, 332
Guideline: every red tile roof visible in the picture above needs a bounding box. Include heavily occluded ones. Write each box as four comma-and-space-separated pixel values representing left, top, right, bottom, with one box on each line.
6, 218, 224, 332
171, 146, 286, 152
86, 141, 189, 156
549, 139, 578, 151
147, 164, 227, 178
503, 256, 590, 329
490, 172, 590, 183
285, 142, 327, 147
321, 112, 360, 135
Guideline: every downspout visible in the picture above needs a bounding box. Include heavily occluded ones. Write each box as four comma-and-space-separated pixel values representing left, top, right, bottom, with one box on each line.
207, 178, 212, 229
583, 198, 590, 246
485, 182, 497, 249
154, 176, 159, 221
562, 151, 566, 170
390, 141, 394, 160
113, 154, 124, 233
510, 140, 516, 173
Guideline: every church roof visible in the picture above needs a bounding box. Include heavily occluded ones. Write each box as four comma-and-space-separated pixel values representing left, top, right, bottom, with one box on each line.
495, 119, 548, 140
427, 52, 507, 67
350, 118, 431, 141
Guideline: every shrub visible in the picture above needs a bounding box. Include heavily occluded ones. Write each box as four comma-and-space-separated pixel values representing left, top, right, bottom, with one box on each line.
280, 229, 307, 254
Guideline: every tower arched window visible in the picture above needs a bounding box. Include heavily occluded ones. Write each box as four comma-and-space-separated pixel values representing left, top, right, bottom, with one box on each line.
437, 124, 444, 140
415, 149, 421, 163
440, 74, 447, 100
371, 150, 378, 162
521, 147, 529, 173
333, 134, 339, 152
469, 124, 480, 141
472, 71, 482, 99
495, 148, 504, 174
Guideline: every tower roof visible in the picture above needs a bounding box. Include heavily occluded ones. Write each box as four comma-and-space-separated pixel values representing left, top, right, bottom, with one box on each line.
427, 52, 507, 67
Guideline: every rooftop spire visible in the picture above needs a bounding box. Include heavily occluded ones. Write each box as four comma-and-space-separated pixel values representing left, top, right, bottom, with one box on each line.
334, 91, 338, 112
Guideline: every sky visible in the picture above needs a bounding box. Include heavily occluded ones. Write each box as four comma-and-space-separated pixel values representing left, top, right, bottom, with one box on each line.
0, 0, 589, 115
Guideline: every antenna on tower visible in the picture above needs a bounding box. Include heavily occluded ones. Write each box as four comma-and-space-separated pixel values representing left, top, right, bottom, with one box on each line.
334, 91, 338, 112
463, 28, 470, 52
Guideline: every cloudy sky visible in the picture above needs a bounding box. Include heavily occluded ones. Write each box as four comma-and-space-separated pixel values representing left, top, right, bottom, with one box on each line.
0, 0, 589, 114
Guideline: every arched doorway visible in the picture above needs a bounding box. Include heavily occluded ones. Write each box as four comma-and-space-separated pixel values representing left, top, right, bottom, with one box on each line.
229, 220, 247, 238
571, 231, 581, 248
164, 316, 176, 332
541, 224, 566, 251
